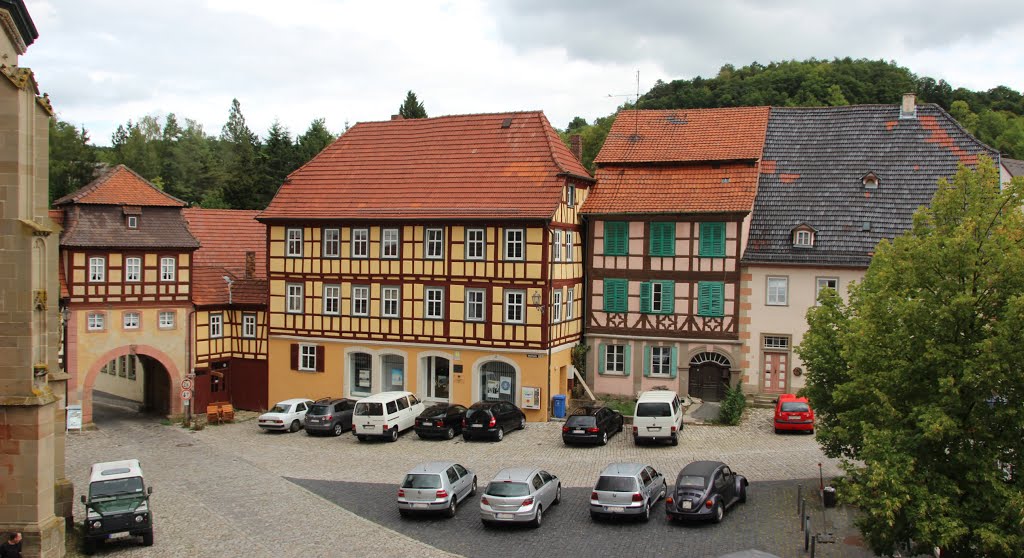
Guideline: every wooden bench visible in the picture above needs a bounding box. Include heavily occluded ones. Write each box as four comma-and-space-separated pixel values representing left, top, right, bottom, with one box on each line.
206, 404, 222, 425
206, 402, 235, 424
220, 403, 235, 423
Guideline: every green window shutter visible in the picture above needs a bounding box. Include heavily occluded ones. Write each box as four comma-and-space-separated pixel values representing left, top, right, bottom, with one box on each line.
698, 281, 725, 317
624, 344, 632, 376
669, 347, 678, 379
660, 281, 675, 314
698, 282, 711, 316
712, 282, 725, 316
603, 279, 627, 313
650, 222, 675, 257
643, 345, 651, 377
699, 222, 726, 257
639, 282, 652, 314
604, 222, 628, 256
598, 343, 607, 375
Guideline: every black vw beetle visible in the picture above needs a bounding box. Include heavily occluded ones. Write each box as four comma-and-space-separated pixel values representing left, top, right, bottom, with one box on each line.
665, 460, 748, 523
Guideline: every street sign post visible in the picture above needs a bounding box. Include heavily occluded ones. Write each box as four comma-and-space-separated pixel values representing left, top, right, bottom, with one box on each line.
181, 389, 192, 401
181, 378, 193, 391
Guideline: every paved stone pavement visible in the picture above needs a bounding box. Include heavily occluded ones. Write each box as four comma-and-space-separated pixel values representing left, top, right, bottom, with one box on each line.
65, 404, 869, 557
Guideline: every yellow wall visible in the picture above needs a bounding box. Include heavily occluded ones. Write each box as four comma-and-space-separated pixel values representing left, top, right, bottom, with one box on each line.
67, 250, 191, 304
194, 308, 268, 366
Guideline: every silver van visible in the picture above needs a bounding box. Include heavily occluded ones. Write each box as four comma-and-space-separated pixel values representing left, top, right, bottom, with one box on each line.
589, 462, 667, 521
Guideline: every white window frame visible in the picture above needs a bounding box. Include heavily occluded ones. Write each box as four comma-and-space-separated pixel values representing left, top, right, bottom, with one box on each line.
158, 311, 175, 329
566, 288, 574, 320
286, 228, 303, 258
351, 228, 369, 259
605, 344, 625, 374
567, 184, 576, 208
465, 228, 485, 260
89, 257, 105, 283
815, 277, 839, 304
323, 284, 340, 315
552, 289, 562, 322
209, 313, 223, 338
794, 229, 813, 247
123, 312, 140, 330
242, 313, 257, 338
351, 285, 369, 316
465, 288, 486, 322
87, 313, 104, 331
651, 282, 663, 313
767, 276, 789, 306
552, 230, 562, 262
565, 232, 573, 263
504, 290, 525, 324
299, 344, 317, 371
425, 287, 444, 319
160, 257, 176, 282
504, 229, 524, 261
425, 228, 444, 260
382, 286, 400, 318
382, 228, 399, 259
650, 346, 672, 377
322, 228, 340, 258
286, 283, 304, 314
125, 257, 141, 282
764, 335, 790, 350
126, 215, 138, 229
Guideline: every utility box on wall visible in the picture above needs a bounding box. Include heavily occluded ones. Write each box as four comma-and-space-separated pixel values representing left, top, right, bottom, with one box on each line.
522, 387, 541, 410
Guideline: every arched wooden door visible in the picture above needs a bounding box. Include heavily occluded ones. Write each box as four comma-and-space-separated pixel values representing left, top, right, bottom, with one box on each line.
687, 352, 731, 402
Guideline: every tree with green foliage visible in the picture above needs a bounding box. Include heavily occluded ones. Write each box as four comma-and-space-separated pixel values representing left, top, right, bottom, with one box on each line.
49, 119, 98, 202
108, 117, 162, 181
398, 90, 428, 119
219, 99, 263, 209
798, 157, 1024, 557
295, 117, 336, 164
262, 120, 296, 198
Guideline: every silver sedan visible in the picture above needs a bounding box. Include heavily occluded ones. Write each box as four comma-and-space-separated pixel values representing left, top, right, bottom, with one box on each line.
480, 467, 561, 528
397, 462, 477, 518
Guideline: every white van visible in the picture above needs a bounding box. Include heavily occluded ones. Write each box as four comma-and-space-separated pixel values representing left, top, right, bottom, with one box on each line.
632, 390, 684, 446
353, 391, 425, 442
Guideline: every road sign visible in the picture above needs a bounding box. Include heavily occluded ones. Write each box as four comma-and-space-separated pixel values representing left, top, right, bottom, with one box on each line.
180, 378, 193, 390
187, 371, 196, 379
181, 389, 192, 401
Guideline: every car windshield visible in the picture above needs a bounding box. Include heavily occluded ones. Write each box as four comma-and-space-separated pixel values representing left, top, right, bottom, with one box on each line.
485, 482, 530, 497
354, 402, 383, 416
309, 404, 330, 414
402, 474, 442, 489
676, 475, 706, 489
595, 476, 637, 492
89, 477, 144, 499
270, 404, 291, 413
636, 402, 672, 417
781, 402, 810, 413
566, 416, 596, 427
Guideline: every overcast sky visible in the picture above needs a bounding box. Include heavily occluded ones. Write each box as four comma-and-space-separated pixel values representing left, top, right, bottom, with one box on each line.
20, 0, 1024, 146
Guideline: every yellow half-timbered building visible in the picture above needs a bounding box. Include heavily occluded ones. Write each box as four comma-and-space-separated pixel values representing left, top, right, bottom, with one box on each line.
258, 111, 593, 420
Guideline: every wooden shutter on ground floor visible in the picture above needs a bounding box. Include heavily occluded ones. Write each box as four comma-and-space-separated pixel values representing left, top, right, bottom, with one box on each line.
290, 344, 299, 370
316, 346, 325, 372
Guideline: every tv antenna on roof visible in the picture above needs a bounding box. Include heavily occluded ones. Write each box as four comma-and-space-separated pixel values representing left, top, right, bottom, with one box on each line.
607, 70, 642, 137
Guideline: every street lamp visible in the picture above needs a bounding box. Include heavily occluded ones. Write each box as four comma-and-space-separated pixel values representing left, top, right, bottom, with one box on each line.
531, 291, 544, 314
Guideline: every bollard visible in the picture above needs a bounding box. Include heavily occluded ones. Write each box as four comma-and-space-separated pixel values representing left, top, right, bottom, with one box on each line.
811, 536, 816, 558
799, 498, 806, 529
804, 517, 811, 551
797, 484, 803, 516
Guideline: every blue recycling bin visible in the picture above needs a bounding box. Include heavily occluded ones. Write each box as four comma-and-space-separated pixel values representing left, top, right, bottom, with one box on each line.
552, 394, 567, 419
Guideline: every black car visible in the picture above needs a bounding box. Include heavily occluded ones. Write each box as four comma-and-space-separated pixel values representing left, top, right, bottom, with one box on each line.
462, 401, 526, 442
665, 461, 747, 523
561, 406, 624, 446
414, 403, 468, 440
304, 398, 356, 436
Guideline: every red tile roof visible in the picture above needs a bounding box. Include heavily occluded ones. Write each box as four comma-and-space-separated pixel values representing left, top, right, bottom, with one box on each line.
53, 165, 187, 207
594, 107, 770, 164
582, 164, 761, 215
183, 208, 266, 306
50, 210, 69, 297
259, 111, 593, 221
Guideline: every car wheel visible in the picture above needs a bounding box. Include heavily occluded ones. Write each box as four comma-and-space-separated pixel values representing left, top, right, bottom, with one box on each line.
462, 434, 472, 442
531, 505, 543, 528
83, 538, 97, 555
519, 416, 527, 430
399, 509, 409, 518
445, 427, 455, 440
774, 427, 781, 434
554, 484, 561, 505
495, 428, 504, 442
357, 435, 367, 442
470, 477, 478, 496
590, 512, 601, 522
333, 424, 344, 437
600, 431, 608, 446
289, 420, 300, 433
446, 497, 457, 518
142, 530, 154, 546
617, 420, 624, 433
661, 481, 668, 501
642, 501, 651, 522
481, 519, 493, 528
739, 484, 747, 504
388, 427, 399, 442
671, 433, 679, 446
809, 428, 815, 435
713, 501, 724, 523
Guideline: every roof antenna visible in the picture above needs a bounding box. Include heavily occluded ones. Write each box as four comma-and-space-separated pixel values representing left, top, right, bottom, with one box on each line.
607, 70, 642, 137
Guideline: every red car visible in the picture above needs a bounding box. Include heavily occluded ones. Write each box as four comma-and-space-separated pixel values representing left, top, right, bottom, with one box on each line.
773, 394, 814, 434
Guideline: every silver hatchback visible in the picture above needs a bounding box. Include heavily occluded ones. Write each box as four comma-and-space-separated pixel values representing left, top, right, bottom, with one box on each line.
480, 467, 561, 528
590, 462, 667, 521
397, 462, 477, 518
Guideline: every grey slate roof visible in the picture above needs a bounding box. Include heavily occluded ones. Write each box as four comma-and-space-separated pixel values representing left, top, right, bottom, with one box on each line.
1004, 158, 1024, 178
59, 205, 201, 250
743, 104, 998, 267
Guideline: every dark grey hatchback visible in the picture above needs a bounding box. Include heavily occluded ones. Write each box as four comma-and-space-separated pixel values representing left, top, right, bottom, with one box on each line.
462, 401, 527, 442
562, 406, 624, 446
304, 398, 356, 436
415, 403, 467, 440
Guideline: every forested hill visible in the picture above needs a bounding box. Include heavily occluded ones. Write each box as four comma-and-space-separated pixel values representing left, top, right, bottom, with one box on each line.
564, 58, 1024, 169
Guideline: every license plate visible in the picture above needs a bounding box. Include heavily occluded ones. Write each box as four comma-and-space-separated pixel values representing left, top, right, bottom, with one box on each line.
606, 506, 624, 513
472, 424, 483, 428
647, 426, 661, 431
573, 429, 584, 434
108, 532, 130, 539
788, 416, 801, 421
423, 421, 433, 426
412, 503, 428, 509
363, 424, 373, 430
682, 501, 692, 510
496, 513, 514, 519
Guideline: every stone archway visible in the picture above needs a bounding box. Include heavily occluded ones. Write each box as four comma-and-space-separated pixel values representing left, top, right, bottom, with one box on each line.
687, 352, 732, 402
82, 344, 183, 424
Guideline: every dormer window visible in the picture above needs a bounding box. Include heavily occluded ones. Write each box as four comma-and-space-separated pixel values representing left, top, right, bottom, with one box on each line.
862, 172, 880, 189
791, 223, 817, 248
127, 215, 138, 229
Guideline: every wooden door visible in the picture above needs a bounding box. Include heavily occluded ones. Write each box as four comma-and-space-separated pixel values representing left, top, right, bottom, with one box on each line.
688, 364, 725, 402
762, 352, 788, 393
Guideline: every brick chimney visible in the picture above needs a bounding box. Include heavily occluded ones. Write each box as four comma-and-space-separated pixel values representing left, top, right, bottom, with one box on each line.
900, 93, 916, 119
570, 134, 582, 161
391, 114, 404, 121
245, 251, 256, 279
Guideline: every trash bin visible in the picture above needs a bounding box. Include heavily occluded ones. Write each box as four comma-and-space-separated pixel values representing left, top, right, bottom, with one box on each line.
552, 395, 567, 419
823, 485, 837, 508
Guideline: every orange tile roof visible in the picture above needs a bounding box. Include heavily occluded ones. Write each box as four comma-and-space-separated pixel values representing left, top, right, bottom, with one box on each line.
183, 208, 266, 306
581, 164, 761, 215
49, 210, 69, 297
594, 107, 770, 164
53, 165, 186, 207
259, 111, 593, 221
